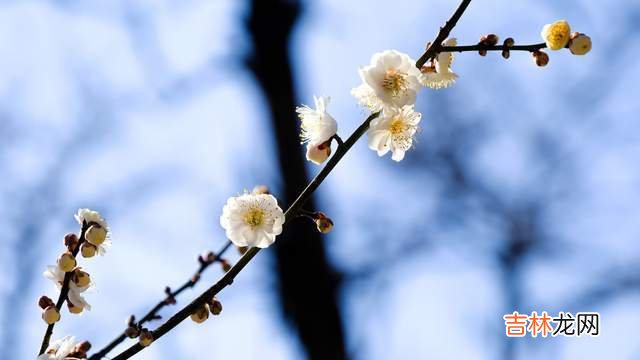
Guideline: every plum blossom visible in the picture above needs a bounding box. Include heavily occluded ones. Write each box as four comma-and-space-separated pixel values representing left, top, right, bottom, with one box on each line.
296, 96, 338, 164
220, 193, 285, 248
367, 106, 422, 162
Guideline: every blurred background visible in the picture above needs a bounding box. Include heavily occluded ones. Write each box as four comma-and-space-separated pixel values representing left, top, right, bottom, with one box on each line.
1, 0, 638, 359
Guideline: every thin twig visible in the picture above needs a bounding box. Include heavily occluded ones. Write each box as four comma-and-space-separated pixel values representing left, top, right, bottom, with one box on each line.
88, 241, 233, 359
441, 42, 547, 53
111, 111, 381, 359
416, 0, 472, 68
38, 222, 88, 355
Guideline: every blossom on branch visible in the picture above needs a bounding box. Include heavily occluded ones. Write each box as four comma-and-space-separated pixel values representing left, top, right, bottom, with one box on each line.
353, 50, 421, 110
74, 208, 111, 255
38, 335, 77, 360
367, 106, 422, 162
419, 38, 458, 89
296, 96, 338, 164
220, 193, 285, 248
43, 265, 92, 312
541, 20, 571, 50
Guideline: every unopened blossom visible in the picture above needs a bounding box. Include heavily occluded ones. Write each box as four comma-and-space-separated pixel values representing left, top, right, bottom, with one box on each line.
419, 38, 458, 89
44, 266, 92, 311
296, 96, 338, 164
75, 208, 111, 255
354, 50, 421, 109
569, 33, 591, 55
367, 106, 422, 162
38, 336, 77, 360
220, 193, 285, 248
541, 20, 571, 50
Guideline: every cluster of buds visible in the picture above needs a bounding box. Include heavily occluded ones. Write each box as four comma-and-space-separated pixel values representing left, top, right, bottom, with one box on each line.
536, 20, 592, 67
39, 209, 111, 326
190, 297, 223, 324
66, 340, 92, 359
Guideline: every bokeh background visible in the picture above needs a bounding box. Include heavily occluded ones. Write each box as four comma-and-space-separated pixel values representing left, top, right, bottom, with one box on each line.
1, 0, 638, 359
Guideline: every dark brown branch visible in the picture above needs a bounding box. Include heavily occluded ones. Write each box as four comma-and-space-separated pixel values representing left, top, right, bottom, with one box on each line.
38, 223, 88, 355
88, 241, 233, 360
440, 42, 547, 53
416, 0, 472, 68
111, 111, 381, 360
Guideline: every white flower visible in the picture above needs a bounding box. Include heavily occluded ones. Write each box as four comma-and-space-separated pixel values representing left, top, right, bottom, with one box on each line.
74, 208, 111, 255
354, 50, 421, 110
350, 83, 384, 111
220, 193, 285, 248
296, 96, 338, 164
419, 38, 458, 89
75, 208, 107, 228
43, 266, 92, 311
38, 335, 77, 360
367, 106, 422, 162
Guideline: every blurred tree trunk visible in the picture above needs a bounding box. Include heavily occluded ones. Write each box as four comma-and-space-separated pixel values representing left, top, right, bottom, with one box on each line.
246, 0, 347, 359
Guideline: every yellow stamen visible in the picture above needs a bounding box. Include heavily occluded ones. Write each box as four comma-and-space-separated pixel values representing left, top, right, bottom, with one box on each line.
382, 69, 407, 97
243, 208, 265, 229
389, 117, 405, 135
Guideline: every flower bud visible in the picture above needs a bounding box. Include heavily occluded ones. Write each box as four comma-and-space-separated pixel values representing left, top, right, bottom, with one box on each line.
220, 259, 232, 273
204, 251, 216, 263
125, 326, 140, 338
77, 340, 92, 353
190, 304, 209, 323
482, 34, 499, 46
139, 329, 154, 347
80, 242, 97, 258
313, 212, 334, 234
306, 141, 332, 165
252, 185, 270, 195
72, 268, 91, 288
67, 301, 84, 314
64, 233, 79, 252
504, 37, 515, 47
85, 225, 107, 246
237, 246, 248, 255
38, 295, 55, 309
533, 50, 549, 67
209, 298, 223, 315
541, 20, 571, 50
315, 217, 334, 234
569, 32, 591, 55
502, 38, 514, 59
42, 306, 61, 324
58, 252, 77, 272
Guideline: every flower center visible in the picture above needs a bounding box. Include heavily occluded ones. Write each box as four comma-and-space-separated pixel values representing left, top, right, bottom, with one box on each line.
382, 69, 407, 97
389, 117, 405, 135
243, 207, 265, 229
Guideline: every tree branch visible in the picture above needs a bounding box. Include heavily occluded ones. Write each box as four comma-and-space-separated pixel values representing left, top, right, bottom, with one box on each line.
110, 111, 381, 359
416, 0, 472, 68
38, 223, 88, 355
88, 241, 233, 359
441, 42, 547, 53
